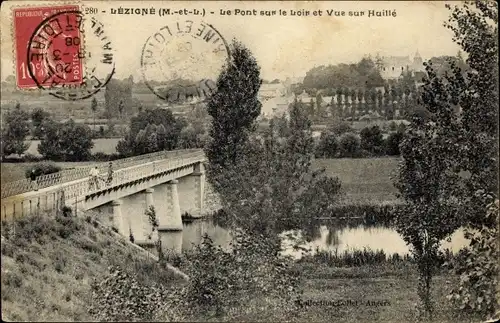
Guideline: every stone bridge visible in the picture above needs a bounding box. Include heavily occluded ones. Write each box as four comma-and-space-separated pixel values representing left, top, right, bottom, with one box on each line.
0, 149, 207, 247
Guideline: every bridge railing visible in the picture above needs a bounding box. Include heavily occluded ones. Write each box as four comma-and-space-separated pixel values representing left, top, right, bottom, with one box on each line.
63, 150, 205, 200
1, 150, 206, 220
0, 149, 202, 198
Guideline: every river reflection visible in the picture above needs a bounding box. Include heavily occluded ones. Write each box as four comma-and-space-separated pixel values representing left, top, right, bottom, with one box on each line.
159, 217, 468, 259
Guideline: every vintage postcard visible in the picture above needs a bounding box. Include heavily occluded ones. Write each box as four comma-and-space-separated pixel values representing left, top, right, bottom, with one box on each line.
1, 1, 498, 322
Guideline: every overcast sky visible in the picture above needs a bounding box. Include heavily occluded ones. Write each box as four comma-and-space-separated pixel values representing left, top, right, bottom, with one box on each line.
1, 1, 462, 82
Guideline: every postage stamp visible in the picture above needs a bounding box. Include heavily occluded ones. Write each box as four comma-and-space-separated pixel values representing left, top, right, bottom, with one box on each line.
140, 20, 229, 102
13, 5, 81, 89
13, 4, 115, 100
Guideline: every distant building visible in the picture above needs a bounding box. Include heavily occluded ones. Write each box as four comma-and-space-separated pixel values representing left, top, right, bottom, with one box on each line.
379, 51, 425, 80
258, 82, 286, 99
260, 96, 292, 118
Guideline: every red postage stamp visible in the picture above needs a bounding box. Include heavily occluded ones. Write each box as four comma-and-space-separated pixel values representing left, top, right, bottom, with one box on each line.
13, 5, 83, 89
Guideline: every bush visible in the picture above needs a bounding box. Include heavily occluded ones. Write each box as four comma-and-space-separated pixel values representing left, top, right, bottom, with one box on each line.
25, 162, 61, 179
447, 200, 499, 318
89, 266, 171, 321
315, 132, 338, 158
327, 120, 353, 136
91, 152, 121, 161
360, 125, 384, 155
338, 132, 361, 157
388, 121, 398, 131
176, 231, 302, 320
38, 119, 94, 161
385, 130, 404, 156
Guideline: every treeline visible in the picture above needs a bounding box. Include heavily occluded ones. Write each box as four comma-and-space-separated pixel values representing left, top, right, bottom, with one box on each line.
269, 115, 405, 158
298, 71, 430, 121
0, 103, 208, 162
301, 57, 385, 90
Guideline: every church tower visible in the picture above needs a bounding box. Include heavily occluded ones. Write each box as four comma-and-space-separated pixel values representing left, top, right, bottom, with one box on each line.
412, 50, 424, 72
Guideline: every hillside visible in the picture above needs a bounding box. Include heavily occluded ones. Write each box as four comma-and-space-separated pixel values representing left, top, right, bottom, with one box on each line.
0, 211, 187, 321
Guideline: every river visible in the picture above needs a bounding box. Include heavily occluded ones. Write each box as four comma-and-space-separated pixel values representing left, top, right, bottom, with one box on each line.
173, 217, 468, 259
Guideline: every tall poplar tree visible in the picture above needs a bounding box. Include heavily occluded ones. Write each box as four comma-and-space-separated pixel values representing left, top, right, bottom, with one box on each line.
205, 40, 262, 189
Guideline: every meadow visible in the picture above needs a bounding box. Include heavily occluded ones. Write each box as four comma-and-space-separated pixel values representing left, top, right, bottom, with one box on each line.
1, 138, 122, 183
312, 157, 400, 204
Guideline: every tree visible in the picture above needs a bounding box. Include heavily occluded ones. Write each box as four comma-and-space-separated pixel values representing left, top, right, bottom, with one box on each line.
308, 98, 315, 119
360, 125, 384, 155
315, 132, 338, 158
394, 1, 498, 318
385, 129, 404, 156
316, 93, 324, 117
117, 108, 185, 156
1, 103, 30, 157
338, 133, 360, 157
31, 108, 50, 139
442, 1, 499, 318
205, 39, 262, 190
91, 98, 98, 133
335, 88, 343, 118
212, 98, 341, 236
38, 119, 94, 161
118, 100, 124, 119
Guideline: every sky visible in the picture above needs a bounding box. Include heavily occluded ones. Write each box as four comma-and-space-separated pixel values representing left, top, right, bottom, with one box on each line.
1, 1, 462, 82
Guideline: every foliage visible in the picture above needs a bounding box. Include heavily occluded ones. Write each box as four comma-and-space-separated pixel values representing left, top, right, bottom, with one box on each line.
327, 119, 353, 136
385, 130, 404, 156
394, 2, 498, 318
171, 231, 302, 320
1, 103, 30, 157
443, 0, 498, 229
90, 98, 98, 133
205, 39, 262, 189
447, 200, 499, 318
270, 113, 291, 138
210, 99, 342, 236
89, 266, 171, 321
104, 77, 133, 119
302, 57, 384, 90
393, 100, 464, 318
315, 131, 338, 158
177, 122, 208, 149
145, 206, 158, 240
38, 119, 94, 161
30, 108, 51, 139
300, 247, 412, 267
116, 108, 185, 156
360, 125, 384, 155
24, 162, 61, 179
338, 133, 361, 157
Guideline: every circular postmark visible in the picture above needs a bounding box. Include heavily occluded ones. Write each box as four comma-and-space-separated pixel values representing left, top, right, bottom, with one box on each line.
27, 10, 115, 101
140, 20, 230, 103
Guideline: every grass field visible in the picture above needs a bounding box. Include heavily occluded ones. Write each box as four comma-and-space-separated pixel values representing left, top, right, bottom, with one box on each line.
293, 262, 474, 323
24, 138, 121, 156
1, 162, 98, 184
312, 157, 400, 204
1, 138, 122, 183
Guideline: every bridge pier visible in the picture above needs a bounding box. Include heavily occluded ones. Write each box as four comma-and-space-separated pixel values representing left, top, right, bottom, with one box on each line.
135, 188, 157, 246
158, 180, 183, 231
112, 200, 128, 236
190, 162, 205, 217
